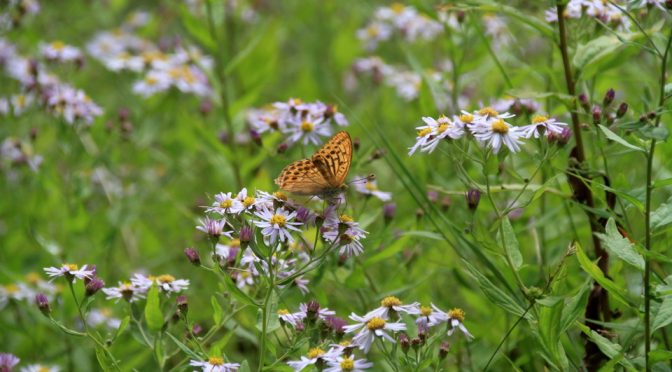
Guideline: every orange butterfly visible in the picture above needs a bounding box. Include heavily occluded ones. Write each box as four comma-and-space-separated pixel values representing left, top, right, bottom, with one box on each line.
275, 131, 353, 198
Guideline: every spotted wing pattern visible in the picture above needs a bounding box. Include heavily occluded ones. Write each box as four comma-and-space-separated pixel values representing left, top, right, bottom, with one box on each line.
274, 131, 352, 196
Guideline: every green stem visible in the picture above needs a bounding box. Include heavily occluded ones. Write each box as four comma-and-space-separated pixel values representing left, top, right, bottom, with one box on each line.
258, 276, 274, 371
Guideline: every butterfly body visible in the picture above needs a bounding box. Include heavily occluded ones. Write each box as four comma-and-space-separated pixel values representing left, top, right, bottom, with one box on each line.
275, 131, 352, 198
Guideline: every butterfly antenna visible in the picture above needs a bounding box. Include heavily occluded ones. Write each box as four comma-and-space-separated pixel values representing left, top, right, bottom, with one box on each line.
348, 173, 375, 185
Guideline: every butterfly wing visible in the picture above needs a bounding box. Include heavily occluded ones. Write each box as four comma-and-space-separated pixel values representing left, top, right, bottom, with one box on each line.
274, 158, 332, 195
311, 131, 352, 188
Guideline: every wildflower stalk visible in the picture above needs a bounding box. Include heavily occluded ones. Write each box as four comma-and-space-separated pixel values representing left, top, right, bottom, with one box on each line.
258, 271, 274, 371
644, 24, 672, 372
555, 2, 611, 368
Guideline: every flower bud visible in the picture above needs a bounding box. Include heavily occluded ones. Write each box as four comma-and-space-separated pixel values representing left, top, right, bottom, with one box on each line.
439, 342, 451, 360
592, 105, 602, 125
239, 225, 253, 247
415, 208, 424, 220
427, 190, 439, 203
199, 99, 212, 116
616, 102, 628, 118
383, 203, 396, 223
578, 93, 590, 112
84, 265, 97, 285
192, 323, 202, 335
249, 129, 262, 146
603, 88, 615, 107
176, 295, 188, 316
306, 300, 320, 323
85, 278, 105, 297
118, 107, 130, 122
276, 142, 288, 154
441, 195, 452, 211
465, 189, 481, 211
35, 293, 50, 316
184, 248, 201, 266
666, 0, 672, 9
606, 113, 615, 125
411, 337, 422, 351
218, 131, 230, 144
399, 332, 410, 354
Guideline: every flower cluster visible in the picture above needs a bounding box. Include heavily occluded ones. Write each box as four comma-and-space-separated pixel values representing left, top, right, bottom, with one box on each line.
0, 272, 58, 310
247, 99, 349, 147
102, 273, 189, 302
409, 106, 569, 156
281, 297, 472, 371
0, 137, 43, 174
0, 38, 103, 124
40, 41, 83, 64
86, 12, 213, 98
357, 3, 443, 50
195, 188, 368, 293
544, 0, 632, 31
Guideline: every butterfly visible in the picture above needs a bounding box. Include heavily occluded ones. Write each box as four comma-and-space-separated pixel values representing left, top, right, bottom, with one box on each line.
275, 131, 353, 198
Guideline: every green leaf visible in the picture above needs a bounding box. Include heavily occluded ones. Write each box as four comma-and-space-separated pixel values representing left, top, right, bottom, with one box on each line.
212, 296, 223, 325
256, 292, 280, 333
462, 260, 530, 319
560, 280, 590, 333
573, 36, 622, 73
239, 360, 251, 372
574, 242, 634, 308
598, 125, 645, 152
652, 197, 672, 231
576, 322, 636, 370
499, 217, 522, 271
649, 349, 672, 364
653, 296, 672, 332
95, 346, 114, 372
166, 332, 202, 360
638, 126, 669, 141
145, 285, 164, 332
222, 274, 259, 308
111, 316, 130, 344
596, 218, 644, 271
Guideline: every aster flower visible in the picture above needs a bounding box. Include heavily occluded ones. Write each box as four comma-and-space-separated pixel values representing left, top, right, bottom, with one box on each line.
324, 356, 373, 372
353, 177, 392, 202
322, 211, 368, 257
132, 70, 172, 98
235, 188, 260, 213
215, 239, 240, 264
277, 308, 304, 328
343, 313, 406, 353
446, 308, 474, 339
19, 364, 60, 372
471, 118, 523, 154
87, 308, 122, 329
207, 192, 244, 215
196, 217, 233, 238
44, 263, 95, 282
40, 41, 82, 63
0, 353, 20, 371
247, 108, 284, 134
189, 357, 239, 372
415, 304, 449, 333
253, 207, 302, 244
365, 296, 421, 320
102, 281, 147, 302
284, 113, 333, 146
287, 347, 341, 371
0, 283, 35, 308
520, 115, 568, 139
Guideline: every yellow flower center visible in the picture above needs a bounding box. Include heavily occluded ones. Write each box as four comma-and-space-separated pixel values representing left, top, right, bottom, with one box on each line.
121, 282, 134, 293
25, 272, 40, 284
51, 41, 65, 50
5, 284, 18, 293
459, 114, 474, 124
448, 308, 465, 322
307, 348, 325, 359
101, 308, 112, 316
478, 107, 499, 117
145, 76, 158, 86
491, 119, 509, 134
391, 3, 406, 13
367, 25, 380, 38
532, 115, 549, 124
437, 123, 450, 134
366, 316, 386, 330
208, 357, 224, 366
421, 306, 432, 316
142, 51, 166, 63
157, 274, 175, 283
230, 239, 241, 247
37, 366, 49, 372
273, 192, 288, 201
270, 214, 286, 227
65, 263, 79, 271
339, 214, 354, 223
220, 199, 233, 208
381, 296, 402, 307
277, 309, 290, 315
300, 121, 314, 132
365, 182, 377, 191
339, 340, 351, 347
340, 357, 355, 371
243, 196, 256, 207
417, 127, 432, 137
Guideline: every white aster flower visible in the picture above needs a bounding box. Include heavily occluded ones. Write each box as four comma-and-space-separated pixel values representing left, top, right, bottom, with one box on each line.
284, 113, 332, 146
277, 308, 304, 328
44, 263, 95, 282
207, 192, 245, 215
365, 296, 421, 320
287, 347, 341, 371
133, 70, 172, 98
253, 207, 302, 244
102, 281, 147, 302
446, 308, 474, 339
343, 313, 406, 354
41, 40, 82, 63
353, 176, 392, 202
322, 211, 368, 257
196, 217, 233, 238
324, 356, 373, 372
415, 304, 449, 333
471, 118, 523, 154
87, 308, 122, 329
189, 357, 240, 372
521, 115, 568, 139
20, 364, 60, 372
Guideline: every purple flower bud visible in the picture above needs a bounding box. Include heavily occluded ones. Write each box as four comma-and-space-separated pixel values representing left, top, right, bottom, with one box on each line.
465, 189, 481, 211
578, 93, 590, 112
592, 105, 602, 125
184, 247, 201, 266
118, 107, 130, 122
295, 207, 312, 224
411, 337, 422, 350
548, 127, 572, 146
441, 195, 452, 210
439, 341, 451, 359
35, 293, 50, 316
427, 190, 439, 203
84, 265, 97, 285
276, 142, 288, 154
324, 315, 347, 336
85, 277, 105, 297
250, 129, 262, 146
616, 102, 628, 118
603, 88, 615, 107
383, 203, 396, 223
192, 323, 202, 335
199, 99, 212, 116
306, 300, 320, 322
176, 295, 188, 316
239, 225, 253, 247
218, 131, 230, 144
399, 332, 410, 354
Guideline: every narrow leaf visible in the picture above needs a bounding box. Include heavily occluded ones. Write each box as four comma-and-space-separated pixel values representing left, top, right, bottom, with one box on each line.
598, 125, 645, 152
576, 323, 636, 370
462, 260, 530, 319
575, 242, 634, 308
596, 218, 644, 271
145, 285, 164, 331
651, 197, 672, 231
212, 296, 223, 325
653, 296, 672, 332
166, 332, 202, 359
499, 217, 523, 270
560, 280, 590, 333
111, 316, 130, 344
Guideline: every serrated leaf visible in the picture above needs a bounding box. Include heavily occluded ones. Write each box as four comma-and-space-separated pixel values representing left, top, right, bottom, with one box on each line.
598, 125, 645, 152
575, 242, 634, 308
144, 285, 164, 331
462, 260, 530, 319
596, 218, 644, 271
652, 197, 672, 231
653, 296, 672, 332
499, 217, 522, 271
212, 296, 223, 325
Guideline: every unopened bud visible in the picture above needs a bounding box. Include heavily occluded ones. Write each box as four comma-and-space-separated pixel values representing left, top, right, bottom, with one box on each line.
666, 0, 672, 9
411, 337, 422, 351
118, 107, 130, 122
606, 113, 615, 125
415, 208, 424, 220
603, 88, 615, 107
184, 248, 201, 266
578, 93, 590, 112
199, 99, 212, 116
85, 278, 105, 297
218, 131, 230, 144
306, 300, 320, 322
465, 189, 481, 211
592, 106, 602, 125
35, 293, 50, 316
616, 102, 628, 118
399, 332, 410, 354
439, 342, 451, 360
277, 142, 288, 154
427, 190, 439, 203
441, 195, 452, 210
250, 129, 262, 146
383, 203, 396, 223
176, 295, 188, 316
